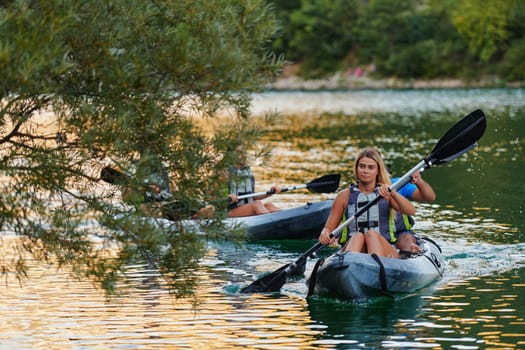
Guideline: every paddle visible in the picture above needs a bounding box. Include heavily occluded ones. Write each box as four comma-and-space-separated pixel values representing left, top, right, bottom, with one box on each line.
102, 167, 340, 197
240, 109, 487, 293
235, 173, 341, 200
102, 166, 340, 219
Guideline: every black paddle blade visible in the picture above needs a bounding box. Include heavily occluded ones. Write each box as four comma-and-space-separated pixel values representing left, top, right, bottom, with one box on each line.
241, 264, 290, 293
240, 258, 307, 293
306, 173, 341, 193
426, 109, 487, 165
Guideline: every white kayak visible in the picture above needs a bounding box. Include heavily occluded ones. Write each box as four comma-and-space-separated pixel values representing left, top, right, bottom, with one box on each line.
306, 237, 445, 300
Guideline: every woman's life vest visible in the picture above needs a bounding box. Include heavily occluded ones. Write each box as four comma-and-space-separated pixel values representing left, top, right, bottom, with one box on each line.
339, 184, 414, 245
228, 166, 255, 206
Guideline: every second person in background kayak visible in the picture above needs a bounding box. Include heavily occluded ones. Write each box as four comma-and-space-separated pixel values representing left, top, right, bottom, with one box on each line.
392, 169, 436, 255
226, 144, 282, 218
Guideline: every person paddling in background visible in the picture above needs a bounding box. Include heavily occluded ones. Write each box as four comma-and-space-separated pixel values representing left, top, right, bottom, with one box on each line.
101, 156, 213, 220
393, 169, 436, 254
100, 157, 173, 218
318, 147, 416, 258
226, 144, 282, 218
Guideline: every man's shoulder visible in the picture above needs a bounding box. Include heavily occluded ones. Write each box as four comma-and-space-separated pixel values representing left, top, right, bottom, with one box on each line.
393, 177, 416, 199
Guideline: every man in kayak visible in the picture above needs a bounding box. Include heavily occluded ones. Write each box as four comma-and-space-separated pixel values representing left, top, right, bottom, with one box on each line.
226, 144, 282, 218
394, 170, 436, 255
101, 161, 214, 220
318, 147, 416, 258
100, 160, 172, 216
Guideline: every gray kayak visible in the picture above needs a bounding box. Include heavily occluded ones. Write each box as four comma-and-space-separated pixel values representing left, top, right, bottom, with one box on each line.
307, 237, 445, 300
224, 199, 333, 240
173, 199, 334, 241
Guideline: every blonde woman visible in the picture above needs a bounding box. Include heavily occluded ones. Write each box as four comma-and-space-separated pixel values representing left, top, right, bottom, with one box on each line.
318, 147, 416, 258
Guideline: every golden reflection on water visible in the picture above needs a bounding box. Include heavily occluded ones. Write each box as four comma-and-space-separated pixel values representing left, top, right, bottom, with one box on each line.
0, 236, 324, 349
424, 274, 525, 349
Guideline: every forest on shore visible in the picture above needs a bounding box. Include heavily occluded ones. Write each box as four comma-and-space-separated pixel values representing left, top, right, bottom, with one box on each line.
267, 0, 524, 88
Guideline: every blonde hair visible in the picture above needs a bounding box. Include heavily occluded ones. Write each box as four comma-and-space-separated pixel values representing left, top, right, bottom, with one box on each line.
353, 147, 397, 219
353, 147, 391, 186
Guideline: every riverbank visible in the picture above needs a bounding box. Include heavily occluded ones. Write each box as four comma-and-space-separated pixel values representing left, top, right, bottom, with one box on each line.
266, 71, 524, 91
249, 85, 524, 117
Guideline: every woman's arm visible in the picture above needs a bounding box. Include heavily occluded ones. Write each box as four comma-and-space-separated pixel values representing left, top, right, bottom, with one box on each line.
318, 189, 349, 244
254, 185, 281, 200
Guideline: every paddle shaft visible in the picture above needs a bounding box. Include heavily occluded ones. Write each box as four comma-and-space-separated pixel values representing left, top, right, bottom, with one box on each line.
235, 174, 340, 200
236, 184, 306, 200
236, 182, 336, 200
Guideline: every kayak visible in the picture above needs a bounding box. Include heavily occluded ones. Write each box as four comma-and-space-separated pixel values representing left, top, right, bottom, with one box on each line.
306, 237, 445, 301
240, 110, 485, 295
101, 167, 340, 241
165, 199, 334, 241
225, 199, 334, 240
121, 199, 334, 241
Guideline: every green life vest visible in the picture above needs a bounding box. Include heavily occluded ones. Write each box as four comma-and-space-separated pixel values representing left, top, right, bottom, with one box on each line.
339, 184, 414, 245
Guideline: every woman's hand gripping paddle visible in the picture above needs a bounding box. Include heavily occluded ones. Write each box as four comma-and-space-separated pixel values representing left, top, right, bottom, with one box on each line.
240, 109, 487, 294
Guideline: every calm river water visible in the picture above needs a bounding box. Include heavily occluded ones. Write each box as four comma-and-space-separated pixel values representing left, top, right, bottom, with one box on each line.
2, 88, 524, 349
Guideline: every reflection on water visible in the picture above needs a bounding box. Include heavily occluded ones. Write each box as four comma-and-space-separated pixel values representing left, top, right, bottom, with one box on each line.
1, 240, 523, 349
307, 292, 442, 349
0, 240, 323, 349
423, 269, 525, 349
2, 89, 525, 348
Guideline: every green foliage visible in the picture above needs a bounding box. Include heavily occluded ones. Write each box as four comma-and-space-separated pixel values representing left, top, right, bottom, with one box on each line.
0, 0, 282, 294
497, 38, 525, 81
449, 0, 510, 63
287, 0, 360, 78
272, 0, 525, 81
268, 0, 302, 58
357, 0, 423, 77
